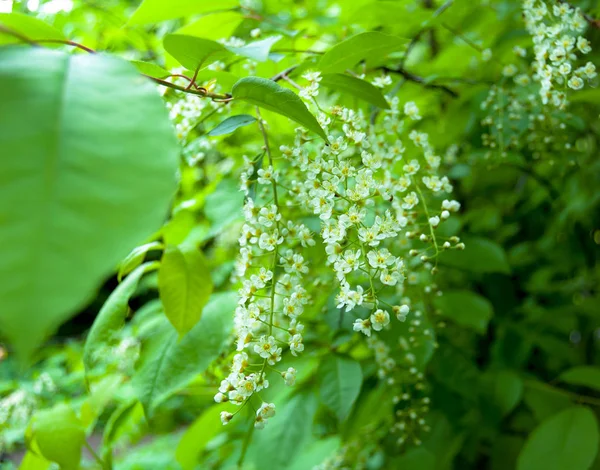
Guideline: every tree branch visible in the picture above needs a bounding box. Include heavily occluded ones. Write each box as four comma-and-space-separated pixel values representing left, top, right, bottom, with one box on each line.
380, 66, 459, 98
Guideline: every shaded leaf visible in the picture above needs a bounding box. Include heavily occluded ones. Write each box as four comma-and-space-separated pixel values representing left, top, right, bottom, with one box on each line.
433, 290, 494, 333
320, 355, 363, 421
517, 406, 599, 470
320, 73, 390, 109
439, 237, 511, 274
208, 114, 257, 136
559, 366, 600, 391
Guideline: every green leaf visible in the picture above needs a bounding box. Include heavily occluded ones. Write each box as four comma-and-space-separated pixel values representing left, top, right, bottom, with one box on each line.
517, 406, 599, 470
0, 13, 65, 45
176, 11, 242, 40
158, 245, 213, 336
208, 114, 257, 136
30, 404, 85, 470
320, 73, 390, 109
319, 355, 363, 421
439, 237, 511, 274
232, 77, 328, 141
317, 31, 407, 73
18, 451, 51, 470
129, 0, 237, 25
248, 393, 318, 470
163, 34, 231, 70
118, 241, 163, 281
130, 60, 169, 79
482, 370, 524, 417
102, 399, 145, 464
0, 48, 178, 359
132, 292, 236, 414
83, 262, 159, 374
227, 35, 282, 62
176, 404, 229, 470
433, 290, 494, 333
559, 366, 600, 391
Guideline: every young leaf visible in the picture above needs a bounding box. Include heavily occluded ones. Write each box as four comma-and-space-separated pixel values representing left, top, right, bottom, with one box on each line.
232, 77, 328, 141
158, 245, 213, 336
130, 60, 169, 80
0, 48, 178, 360
118, 241, 163, 281
517, 406, 599, 470
227, 35, 282, 62
320, 73, 390, 109
129, 0, 237, 25
30, 404, 85, 470
319, 355, 363, 421
83, 262, 159, 374
317, 31, 407, 73
163, 34, 231, 71
433, 290, 494, 334
208, 114, 257, 136
0, 12, 65, 45
559, 366, 600, 391
132, 292, 236, 414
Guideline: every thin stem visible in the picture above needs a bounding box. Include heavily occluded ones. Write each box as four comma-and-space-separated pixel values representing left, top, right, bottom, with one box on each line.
238, 417, 256, 468
84, 441, 109, 470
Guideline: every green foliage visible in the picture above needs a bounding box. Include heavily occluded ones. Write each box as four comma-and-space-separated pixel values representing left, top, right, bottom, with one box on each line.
319, 355, 363, 422
158, 245, 213, 336
319, 73, 390, 109
517, 406, 599, 470
433, 290, 494, 333
0, 47, 177, 359
208, 114, 257, 136
231, 76, 328, 140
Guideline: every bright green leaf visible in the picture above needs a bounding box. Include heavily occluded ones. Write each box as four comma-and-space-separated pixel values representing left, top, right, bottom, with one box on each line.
232, 76, 328, 141
129, 0, 237, 25
118, 241, 163, 281
132, 292, 236, 414
0, 13, 65, 45
319, 355, 363, 421
433, 290, 494, 333
320, 73, 390, 109
158, 245, 213, 336
130, 60, 169, 79
176, 11, 242, 40
83, 262, 159, 374
0, 48, 178, 360
559, 366, 600, 391
317, 31, 407, 73
30, 404, 85, 470
208, 114, 257, 136
517, 406, 599, 470
163, 34, 231, 70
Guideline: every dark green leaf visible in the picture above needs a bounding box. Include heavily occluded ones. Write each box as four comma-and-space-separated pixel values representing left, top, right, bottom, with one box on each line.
559, 366, 600, 391
433, 290, 494, 333
517, 406, 599, 470
208, 114, 257, 136
132, 292, 236, 414
439, 237, 511, 274
320, 73, 390, 109
232, 76, 328, 140
0, 48, 178, 359
319, 355, 363, 421
158, 245, 213, 336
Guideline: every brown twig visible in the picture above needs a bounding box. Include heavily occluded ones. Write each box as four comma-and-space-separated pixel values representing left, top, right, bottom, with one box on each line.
380, 66, 459, 98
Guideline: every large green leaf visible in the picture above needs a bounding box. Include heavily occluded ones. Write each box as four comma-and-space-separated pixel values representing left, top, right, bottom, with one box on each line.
30, 404, 85, 470
158, 245, 213, 336
517, 406, 599, 470
320, 73, 390, 109
248, 392, 318, 470
132, 292, 236, 414
559, 366, 600, 391
433, 290, 494, 334
317, 31, 407, 73
439, 237, 511, 274
319, 355, 363, 421
0, 48, 178, 359
163, 34, 231, 70
129, 0, 237, 25
83, 262, 159, 374
176, 11, 242, 40
232, 77, 328, 141
176, 404, 230, 470
0, 13, 65, 45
